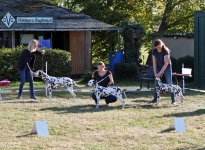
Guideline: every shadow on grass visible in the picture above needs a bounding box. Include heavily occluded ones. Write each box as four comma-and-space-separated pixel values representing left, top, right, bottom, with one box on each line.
39, 104, 125, 114
16, 133, 40, 138
1, 100, 39, 103
159, 128, 175, 133
138, 104, 174, 109
176, 148, 205, 150
160, 109, 205, 118
16, 133, 33, 138
131, 99, 175, 109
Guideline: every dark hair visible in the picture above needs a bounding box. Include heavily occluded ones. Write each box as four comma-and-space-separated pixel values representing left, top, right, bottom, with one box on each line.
154, 39, 170, 54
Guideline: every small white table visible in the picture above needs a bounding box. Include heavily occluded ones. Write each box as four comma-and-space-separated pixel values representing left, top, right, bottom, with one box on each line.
172, 73, 192, 94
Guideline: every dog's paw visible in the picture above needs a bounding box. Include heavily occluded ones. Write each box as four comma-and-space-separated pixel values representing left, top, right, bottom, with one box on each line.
95, 104, 99, 109
122, 104, 125, 109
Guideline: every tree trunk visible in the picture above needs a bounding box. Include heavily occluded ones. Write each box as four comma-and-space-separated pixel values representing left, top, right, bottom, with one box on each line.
158, 1, 173, 33
158, 16, 168, 32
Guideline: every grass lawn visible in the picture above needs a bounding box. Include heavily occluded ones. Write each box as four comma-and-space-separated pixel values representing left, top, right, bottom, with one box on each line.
0, 80, 205, 150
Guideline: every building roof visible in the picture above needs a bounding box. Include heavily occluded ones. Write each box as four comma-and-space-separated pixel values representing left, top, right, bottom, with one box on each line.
0, 0, 120, 31
149, 33, 194, 38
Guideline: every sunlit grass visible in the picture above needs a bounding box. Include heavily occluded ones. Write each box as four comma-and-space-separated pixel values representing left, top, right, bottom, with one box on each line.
0, 86, 205, 149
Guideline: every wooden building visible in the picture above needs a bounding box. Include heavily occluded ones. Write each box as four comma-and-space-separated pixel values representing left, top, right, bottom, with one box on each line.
0, 0, 120, 75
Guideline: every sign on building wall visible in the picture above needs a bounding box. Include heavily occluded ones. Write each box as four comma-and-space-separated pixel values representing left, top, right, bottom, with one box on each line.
1, 12, 53, 28
2, 12, 15, 28
17, 17, 53, 24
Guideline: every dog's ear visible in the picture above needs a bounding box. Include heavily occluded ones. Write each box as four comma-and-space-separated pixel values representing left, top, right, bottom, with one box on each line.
39, 71, 42, 76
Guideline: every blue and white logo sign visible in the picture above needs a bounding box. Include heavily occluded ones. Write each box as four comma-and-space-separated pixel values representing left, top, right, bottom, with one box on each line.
2, 12, 15, 28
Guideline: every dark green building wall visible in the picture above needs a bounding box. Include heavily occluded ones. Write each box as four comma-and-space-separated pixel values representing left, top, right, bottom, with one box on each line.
194, 11, 205, 87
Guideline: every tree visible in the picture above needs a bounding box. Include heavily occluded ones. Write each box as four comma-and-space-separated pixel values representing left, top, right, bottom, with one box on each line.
46, 0, 138, 64
153, 0, 205, 33
45, 0, 205, 61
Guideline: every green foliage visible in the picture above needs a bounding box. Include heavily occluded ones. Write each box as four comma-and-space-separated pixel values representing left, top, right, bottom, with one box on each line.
80, 70, 93, 83
44, 0, 205, 62
0, 47, 71, 81
122, 20, 145, 66
114, 62, 138, 79
0, 46, 24, 81
35, 48, 72, 77
47, 0, 137, 64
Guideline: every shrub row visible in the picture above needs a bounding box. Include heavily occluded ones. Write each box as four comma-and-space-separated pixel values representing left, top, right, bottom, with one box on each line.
0, 46, 71, 81
113, 55, 194, 81
114, 63, 138, 79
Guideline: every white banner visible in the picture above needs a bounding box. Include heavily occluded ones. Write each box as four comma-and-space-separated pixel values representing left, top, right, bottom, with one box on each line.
17, 17, 53, 23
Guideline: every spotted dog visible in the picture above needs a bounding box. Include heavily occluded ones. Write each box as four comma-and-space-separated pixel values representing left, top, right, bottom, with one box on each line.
86, 79, 127, 109
155, 77, 184, 105
34, 70, 83, 101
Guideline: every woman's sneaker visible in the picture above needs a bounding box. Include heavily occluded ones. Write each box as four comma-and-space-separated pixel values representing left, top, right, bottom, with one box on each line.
150, 99, 157, 103
30, 96, 38, 100
171, 100, 176, 105
17, 96, 22, 99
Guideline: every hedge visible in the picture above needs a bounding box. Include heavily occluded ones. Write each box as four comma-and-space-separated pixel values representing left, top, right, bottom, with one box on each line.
113, 55, 194, 81
0, 46, 71, 81
114, 62, 138, 79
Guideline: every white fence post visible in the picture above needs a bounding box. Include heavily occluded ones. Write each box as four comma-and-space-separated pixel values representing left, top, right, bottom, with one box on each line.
45, 61, 48, 96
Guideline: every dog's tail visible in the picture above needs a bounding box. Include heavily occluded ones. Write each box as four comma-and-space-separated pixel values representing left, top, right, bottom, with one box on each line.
123, 89, 127, 99
72, 80, 85, 87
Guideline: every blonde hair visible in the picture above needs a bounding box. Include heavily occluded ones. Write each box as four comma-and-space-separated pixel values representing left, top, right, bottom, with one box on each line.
97, 61, 105, 68
27, 39, 38, 52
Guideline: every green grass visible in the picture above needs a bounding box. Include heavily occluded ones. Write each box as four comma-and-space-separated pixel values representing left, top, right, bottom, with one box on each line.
0, 79, 205, 149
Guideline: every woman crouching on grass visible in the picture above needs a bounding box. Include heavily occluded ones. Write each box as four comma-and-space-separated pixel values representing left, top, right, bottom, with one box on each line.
17, 39, 45, 100
91, 61, 117, 106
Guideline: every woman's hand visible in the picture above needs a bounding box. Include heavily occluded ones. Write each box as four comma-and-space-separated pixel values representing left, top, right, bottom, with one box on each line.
108, 74, 114, 85
41, 50, 45, 55
155, 73, 162, 78
30, 70, 35, 77
108, 80, 114, 86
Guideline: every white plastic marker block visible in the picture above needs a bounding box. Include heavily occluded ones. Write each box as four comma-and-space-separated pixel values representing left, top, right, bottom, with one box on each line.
169, 118, 186, 133
30, 121, 49, 136
140, 88, 151, 92
126, 88, 137, 92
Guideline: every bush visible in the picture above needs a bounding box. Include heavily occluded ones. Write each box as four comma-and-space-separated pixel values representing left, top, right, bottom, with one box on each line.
0, 46, 71, 81
114, 62, 138, 79
35, 48, 71, 77
80, 70, 93, 83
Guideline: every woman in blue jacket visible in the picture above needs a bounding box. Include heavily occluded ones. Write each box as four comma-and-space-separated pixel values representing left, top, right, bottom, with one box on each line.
151, 39, 175, 104
17, 39, 45, 99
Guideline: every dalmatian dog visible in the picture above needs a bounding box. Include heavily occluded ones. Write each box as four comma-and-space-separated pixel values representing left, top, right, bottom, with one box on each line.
155, 77, 184, 105
86, 79, 127, 109
34, 70, 83, 101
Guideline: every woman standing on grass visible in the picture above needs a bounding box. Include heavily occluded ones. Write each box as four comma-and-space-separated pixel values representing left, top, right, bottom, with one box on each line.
150, 39, 175, 104
17, 39, 45, 99
92, 61, 117, 106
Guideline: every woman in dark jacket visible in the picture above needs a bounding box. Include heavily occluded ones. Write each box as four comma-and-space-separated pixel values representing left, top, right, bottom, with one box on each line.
151, 39, 175, 104
17, 39, 45, 99
92, 61, 117, 106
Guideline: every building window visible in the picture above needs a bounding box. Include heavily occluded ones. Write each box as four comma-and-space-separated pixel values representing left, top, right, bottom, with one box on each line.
0, 32, 9, 48
21, 34, 34, 44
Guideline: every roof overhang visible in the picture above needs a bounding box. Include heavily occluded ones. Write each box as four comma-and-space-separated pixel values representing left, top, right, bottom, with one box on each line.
0, 19, 121, 31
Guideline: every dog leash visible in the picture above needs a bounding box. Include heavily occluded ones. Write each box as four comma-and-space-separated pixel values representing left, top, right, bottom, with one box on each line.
41, 55, 44, 71
96, 75, 109, 84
